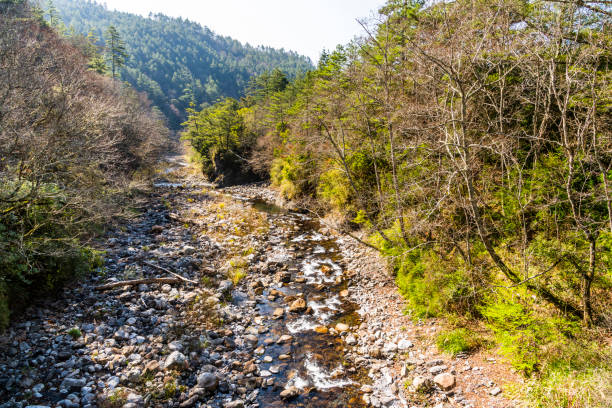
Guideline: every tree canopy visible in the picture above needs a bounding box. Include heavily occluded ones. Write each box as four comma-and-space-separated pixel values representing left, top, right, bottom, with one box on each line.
51, 0, 314, 129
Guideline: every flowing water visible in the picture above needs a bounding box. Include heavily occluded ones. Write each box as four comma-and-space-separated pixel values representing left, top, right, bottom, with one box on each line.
233, 197, 369, 407
156, 157, 369, 406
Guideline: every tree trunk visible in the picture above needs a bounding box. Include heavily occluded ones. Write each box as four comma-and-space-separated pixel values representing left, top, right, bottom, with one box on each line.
583, 236, 596, 326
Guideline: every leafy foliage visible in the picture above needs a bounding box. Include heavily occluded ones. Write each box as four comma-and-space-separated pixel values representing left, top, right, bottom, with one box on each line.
186, 1, 611, 405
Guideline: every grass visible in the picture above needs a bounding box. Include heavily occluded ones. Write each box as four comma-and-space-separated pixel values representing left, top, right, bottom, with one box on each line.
436, 328, 480, 355
67, 327, 82, 339
228, 257, 247, 285
517, 367, 612, 408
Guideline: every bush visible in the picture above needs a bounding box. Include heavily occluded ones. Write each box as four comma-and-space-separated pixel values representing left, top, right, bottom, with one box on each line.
376, 231, 480, 319
479, 294, 582, 376
270, 154, 313, 199
436, 328, 480, 355
516, 337, 612, 408
317, 168, 352, 211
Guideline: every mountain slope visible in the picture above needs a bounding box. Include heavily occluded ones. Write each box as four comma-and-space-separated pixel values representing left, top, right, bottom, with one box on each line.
52, 0, 314, 128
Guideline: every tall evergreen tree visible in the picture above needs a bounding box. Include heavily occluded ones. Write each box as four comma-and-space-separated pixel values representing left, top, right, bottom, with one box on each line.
104, 25, 128, 79
46, 0, 66, 34
85, 31, 107, 74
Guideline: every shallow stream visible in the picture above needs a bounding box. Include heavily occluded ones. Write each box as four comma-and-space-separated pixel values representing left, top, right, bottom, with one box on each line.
233, 197, 368, 407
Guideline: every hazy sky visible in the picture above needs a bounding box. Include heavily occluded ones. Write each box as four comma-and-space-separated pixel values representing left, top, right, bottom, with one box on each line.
98, 0, 386, 62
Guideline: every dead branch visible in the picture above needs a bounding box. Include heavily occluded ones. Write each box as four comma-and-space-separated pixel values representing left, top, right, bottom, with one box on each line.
94, 277, 181, 291
142, 261, 198, 284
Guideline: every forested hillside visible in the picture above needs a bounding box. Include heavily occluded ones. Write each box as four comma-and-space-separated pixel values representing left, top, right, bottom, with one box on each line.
184, 1, 612, 406
49, 0, 313, 128
0, 1, 167, 327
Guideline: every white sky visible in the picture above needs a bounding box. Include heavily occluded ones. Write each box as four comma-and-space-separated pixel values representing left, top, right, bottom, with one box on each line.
99, 0, 386, 62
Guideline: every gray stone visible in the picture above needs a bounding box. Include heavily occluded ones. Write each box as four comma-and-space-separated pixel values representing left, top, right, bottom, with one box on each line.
398, 339, 414, 350
164, 351, 187, 370
412, 376, 433, 392
429, 365, 447, 375
60, 378, 86, 391
107, 376, 120, 389
197, 372, 219, 392
224, 400, 245, 408
218, 280, 233, 294
383, 342, 398, 354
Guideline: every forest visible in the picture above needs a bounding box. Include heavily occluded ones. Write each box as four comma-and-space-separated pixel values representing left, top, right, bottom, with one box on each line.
50, 0, 314, 129
0, 0, 167, 327
183, 0, 611, 405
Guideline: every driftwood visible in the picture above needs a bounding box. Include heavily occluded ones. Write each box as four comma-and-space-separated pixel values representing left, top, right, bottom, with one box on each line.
94, 277, 181, 291
142, 261, 198, 284
94, 261, 199, 291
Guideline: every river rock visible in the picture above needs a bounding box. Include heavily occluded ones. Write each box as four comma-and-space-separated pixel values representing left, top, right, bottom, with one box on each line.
280, 386, 299, 400
398, 339, 414, 350
164, 351, 187, 370
335, 323, 349, 332
433, 373, 456, 390
383, 342, 398, 353
224, 401, 245, 408
429, 365, 447, 375
218, 280, 233, 294
288, 298, 306, 313
412, 376, 433, 392
144, 360, 160, 374
277, 334, 293, 344
197, 372, 219, 392
60, 378, 85, 391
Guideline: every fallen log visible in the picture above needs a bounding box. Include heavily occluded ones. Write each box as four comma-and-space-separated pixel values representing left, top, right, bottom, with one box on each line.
94, 277, 181, 291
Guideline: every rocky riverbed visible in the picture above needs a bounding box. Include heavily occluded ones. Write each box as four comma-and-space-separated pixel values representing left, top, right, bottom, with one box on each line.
0, 160, 517, 408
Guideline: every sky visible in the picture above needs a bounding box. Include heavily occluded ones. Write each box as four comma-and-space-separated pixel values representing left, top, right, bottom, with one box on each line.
98, 0, 387, 63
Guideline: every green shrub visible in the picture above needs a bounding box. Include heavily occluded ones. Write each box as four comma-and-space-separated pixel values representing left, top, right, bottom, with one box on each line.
0, 182, 104, 330
317, 168, 351, 210
516, 338, 612, 408
67, 327, 82, 339
480, 294, 581, 376
270, 154, 313, 199
521, 367, 612, 408
436, 328, 479, 355
374, 229, 479, 319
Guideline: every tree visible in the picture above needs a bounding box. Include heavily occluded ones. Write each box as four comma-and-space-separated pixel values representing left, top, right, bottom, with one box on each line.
104, 25, 128, 79
45, 0, 66, 34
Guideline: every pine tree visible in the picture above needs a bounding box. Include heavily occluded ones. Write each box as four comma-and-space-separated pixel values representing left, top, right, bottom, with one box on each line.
46, 0, 66, 35
85, 31, 107, 75
104, 25, 128, 79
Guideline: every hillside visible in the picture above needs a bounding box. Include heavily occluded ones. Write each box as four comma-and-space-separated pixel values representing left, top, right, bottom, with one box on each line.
51, 0, 314, 128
